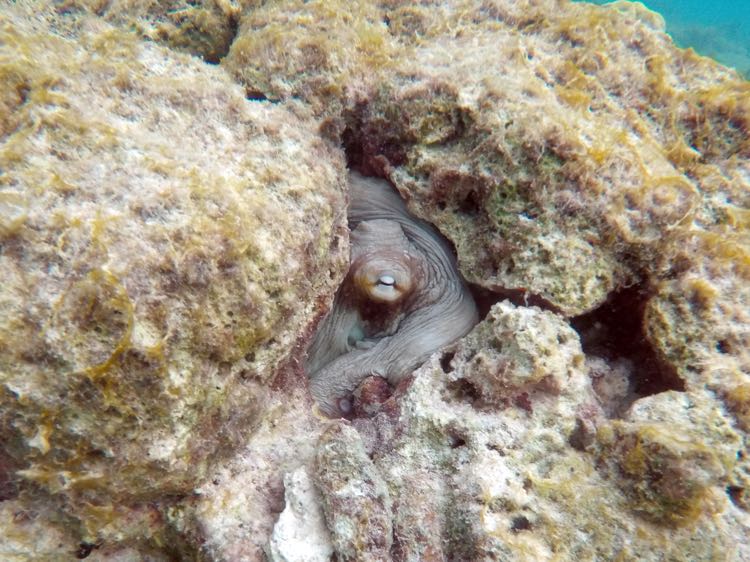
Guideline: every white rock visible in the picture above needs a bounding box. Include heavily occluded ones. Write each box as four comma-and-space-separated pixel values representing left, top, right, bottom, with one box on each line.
268, 467, 333, 562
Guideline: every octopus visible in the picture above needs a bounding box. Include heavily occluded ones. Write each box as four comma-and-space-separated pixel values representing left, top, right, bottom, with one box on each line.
306, 172, 478, 417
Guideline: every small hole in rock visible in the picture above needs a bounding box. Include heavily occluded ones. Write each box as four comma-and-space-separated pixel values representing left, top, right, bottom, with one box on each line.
440, 351, 456, 373
446, 378, 481, 404
510, 515, 532, 532
75, 542, 100, 559
727, 485, 744, 507
448, 433, 466, 448
717, 339, 730, 354
246, 89, 268, 101
458, 190, 482, 216
468, 283, 560, 321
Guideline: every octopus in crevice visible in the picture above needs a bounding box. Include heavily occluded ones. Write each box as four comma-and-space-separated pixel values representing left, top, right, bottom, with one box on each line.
306, 172, 478, 417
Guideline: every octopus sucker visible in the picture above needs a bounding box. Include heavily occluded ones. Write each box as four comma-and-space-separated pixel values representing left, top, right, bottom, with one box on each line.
306, 172, 478, 417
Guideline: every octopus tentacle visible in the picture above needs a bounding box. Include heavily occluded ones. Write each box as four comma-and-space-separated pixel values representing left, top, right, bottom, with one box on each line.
306, 172, 478, 417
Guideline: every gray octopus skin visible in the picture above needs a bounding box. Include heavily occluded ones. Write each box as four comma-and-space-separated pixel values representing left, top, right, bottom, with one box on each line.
306, 172, 478, 417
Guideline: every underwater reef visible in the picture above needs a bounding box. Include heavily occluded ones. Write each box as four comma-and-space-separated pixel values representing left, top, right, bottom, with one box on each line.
0, 0, 748, 560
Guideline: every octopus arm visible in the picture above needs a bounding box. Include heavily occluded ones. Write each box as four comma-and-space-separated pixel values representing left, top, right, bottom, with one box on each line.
309, 288, 477, 416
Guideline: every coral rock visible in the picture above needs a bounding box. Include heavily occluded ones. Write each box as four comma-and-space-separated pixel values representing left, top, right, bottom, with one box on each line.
314, 423, 393, 561
0, 1, 346, 543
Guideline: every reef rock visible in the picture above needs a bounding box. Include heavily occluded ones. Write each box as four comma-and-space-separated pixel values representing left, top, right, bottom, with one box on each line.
2, 0, 750, 560
0, 0, 346, 548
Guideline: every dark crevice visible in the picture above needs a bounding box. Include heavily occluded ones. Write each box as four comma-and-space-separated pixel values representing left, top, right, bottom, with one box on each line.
727, 485, 744, 508
245, 88, 269, 101
341, 108, 409, 177
75, 542, 101, 559
446, 378, 481, 405
510, 515, 532, 532
440, 350, 456, 373
571, 284, 685, 398
204, 9, 240, 65
468, 282, 561, 321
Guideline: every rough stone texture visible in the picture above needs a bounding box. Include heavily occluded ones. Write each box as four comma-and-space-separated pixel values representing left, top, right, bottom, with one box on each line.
2, 0, 750, 560
314, 423, 393, 562
224, 0, 749, 321
0, 1, 347, 551
368, 303, 747, 561
597, 391, 740, 527
52, 0, 242, 63
269, 467, 334, 562
172, 388, 329, 561
225, 0, 396, 111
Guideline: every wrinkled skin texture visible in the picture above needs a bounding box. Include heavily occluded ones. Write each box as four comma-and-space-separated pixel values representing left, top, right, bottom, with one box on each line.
307, 172, 478, 416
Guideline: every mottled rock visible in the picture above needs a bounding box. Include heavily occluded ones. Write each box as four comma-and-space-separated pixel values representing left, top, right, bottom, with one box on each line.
3, 0, 750, 559
224, 0, 396, 110
51, 0, 241, 63
172, 389, 328, 560
314, 423, 393, 561
446, 301, 585, 407
0, 1, 346, 546
597, 392, 740, 526
359, 302, 747, 561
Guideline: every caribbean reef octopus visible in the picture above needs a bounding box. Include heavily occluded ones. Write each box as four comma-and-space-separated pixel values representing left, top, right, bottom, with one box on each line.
306, 172, 478, 417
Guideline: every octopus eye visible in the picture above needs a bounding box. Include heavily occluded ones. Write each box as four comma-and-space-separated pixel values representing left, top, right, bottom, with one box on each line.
378, 274, 396, 287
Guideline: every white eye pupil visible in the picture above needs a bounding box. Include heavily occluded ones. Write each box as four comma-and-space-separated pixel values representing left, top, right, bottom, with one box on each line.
378, 275, 395, 286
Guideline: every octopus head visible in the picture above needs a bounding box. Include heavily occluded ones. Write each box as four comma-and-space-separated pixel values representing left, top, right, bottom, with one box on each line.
349, 219, 421, 305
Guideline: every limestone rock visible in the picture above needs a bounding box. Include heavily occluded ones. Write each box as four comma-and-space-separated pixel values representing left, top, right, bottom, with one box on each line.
269, 467, 334, 562
2, 0, 750, 560
0, 0, 346, 545
367, 303, 746, 561
176, 389, 328, 561
50, 0, 241, 63
314, 423, 393, 562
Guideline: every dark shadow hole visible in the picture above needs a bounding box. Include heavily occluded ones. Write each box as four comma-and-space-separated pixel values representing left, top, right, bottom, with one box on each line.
510, 515, 532, 532
203, 11, 240, 64
76, 542, 101, 559
245, 88, 269, 101
341, 113, 408, 176
342, 124, 365, 170
571, 284, 685, 397
727, 485, 744, 507
458, 189, 482, 216
468, 282, 561, 321
448, 433, 467, 448
446, 378, 481, 404
440, 351, 456, 373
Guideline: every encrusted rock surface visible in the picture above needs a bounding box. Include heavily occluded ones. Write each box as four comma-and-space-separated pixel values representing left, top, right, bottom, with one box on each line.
52, 0, 241, 63
1, 0, 749, 560
0, 0, 346, 549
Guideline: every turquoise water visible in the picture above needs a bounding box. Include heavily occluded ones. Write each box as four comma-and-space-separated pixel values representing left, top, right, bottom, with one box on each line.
580, 0, 750, 78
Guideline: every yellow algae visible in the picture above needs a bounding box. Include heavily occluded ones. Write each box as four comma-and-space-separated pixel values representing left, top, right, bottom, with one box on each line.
599, 421, 728, 527
0, 5, 348, 540
0, 191, 28, 237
